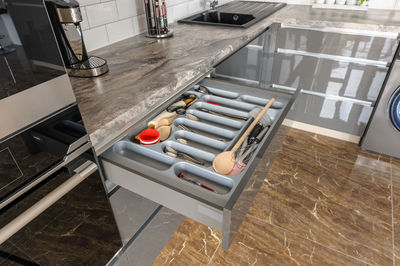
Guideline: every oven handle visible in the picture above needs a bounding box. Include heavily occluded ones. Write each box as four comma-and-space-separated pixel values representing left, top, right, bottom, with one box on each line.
0, 161, 98, 245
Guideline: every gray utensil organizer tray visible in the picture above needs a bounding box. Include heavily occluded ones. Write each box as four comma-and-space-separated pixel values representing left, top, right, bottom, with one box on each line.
101, 78, 298, 249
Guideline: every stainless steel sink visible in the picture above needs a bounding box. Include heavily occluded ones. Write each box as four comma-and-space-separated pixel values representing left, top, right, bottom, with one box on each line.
178, 1, 286, 28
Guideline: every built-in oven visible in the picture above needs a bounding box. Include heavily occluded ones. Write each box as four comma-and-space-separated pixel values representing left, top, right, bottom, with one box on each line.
0, 0, 122, 264
0, 105, 122, 265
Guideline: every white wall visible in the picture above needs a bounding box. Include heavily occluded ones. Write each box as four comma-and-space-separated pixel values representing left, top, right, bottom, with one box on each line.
82, 0, 400, 52
81, 0, 232, 51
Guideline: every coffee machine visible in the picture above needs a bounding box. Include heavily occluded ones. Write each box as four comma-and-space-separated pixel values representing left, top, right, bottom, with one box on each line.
45, 0, 108, 77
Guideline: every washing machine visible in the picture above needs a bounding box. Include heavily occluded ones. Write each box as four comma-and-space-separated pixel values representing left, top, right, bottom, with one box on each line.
361, 47, 400, 159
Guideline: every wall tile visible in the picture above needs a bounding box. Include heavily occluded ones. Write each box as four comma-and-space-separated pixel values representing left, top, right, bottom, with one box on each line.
83, 26, 109, 51
255, 0, 286, 3
167, 2, 189, 22
287, 0, 312, 4
80, 7, 90, 30
368, 0, 396, 9
86, 1, 118, 27
132, 14, 147, 35
168, 0, 187, 7
188, 0, 206, 14
106, 18, 135, 43
116, 0, 145, 20
218, 0, 233, 5
77, 0, 101, 7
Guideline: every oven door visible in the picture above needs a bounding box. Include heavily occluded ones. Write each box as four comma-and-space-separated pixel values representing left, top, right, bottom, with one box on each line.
0, 156, 122, 265
0, 104, 122, 264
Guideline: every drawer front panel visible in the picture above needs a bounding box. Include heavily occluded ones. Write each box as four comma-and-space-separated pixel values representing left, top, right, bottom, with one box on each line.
102, 160, 224, 231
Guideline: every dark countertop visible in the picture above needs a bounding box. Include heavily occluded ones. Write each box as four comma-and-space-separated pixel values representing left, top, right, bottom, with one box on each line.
70, 4, 400, 153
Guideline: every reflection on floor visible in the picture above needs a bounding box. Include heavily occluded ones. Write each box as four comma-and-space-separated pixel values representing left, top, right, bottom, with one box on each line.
151, 127, 400, 265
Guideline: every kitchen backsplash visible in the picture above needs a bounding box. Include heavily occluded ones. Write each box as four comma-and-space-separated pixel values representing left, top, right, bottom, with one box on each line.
81, 0, 233, 51
78, 0, 399, 51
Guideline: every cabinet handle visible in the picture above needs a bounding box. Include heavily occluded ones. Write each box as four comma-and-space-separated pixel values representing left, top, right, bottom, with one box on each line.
0, 161, 97, 245
272, 84, 374, 107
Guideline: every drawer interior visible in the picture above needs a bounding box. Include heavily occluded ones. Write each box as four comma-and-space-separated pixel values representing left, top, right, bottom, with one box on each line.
101, 78, 295, 209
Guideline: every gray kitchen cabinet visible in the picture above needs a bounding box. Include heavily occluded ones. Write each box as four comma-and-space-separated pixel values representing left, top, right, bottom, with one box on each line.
215, 24, 399, 137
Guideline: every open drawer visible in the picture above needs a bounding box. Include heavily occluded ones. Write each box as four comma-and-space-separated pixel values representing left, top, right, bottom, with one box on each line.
100, 77, 299, 249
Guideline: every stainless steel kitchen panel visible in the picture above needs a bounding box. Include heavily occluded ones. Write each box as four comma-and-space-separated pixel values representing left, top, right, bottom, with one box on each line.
0, 74, 76, 140
56, 6, 82, 23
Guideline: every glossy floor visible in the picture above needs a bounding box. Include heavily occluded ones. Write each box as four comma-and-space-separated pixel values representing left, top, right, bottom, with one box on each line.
150, 127, 400, 265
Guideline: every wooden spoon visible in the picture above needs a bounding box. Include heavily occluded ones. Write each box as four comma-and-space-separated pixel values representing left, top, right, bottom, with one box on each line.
156, 113, 179, 128
156, 112, 181, 141
158, 126, 172, 141
212, 98, 275, 175
148, 110, 177, 128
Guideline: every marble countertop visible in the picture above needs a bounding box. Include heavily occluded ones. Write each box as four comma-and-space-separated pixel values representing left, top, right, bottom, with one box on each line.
70, 4, 400, 153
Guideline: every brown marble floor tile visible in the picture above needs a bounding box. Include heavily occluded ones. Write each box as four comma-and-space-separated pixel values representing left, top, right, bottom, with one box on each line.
209, 215, 366, 266
154, 129, 395, 265
152, 218, 221, 265
392, 158, 400, 265
283, 128, 391, 164
248, 144, 393, 265
0, 241, 39, 266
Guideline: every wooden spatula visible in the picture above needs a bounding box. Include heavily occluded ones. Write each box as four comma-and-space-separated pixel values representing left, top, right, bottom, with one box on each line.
212, 98, 275, 175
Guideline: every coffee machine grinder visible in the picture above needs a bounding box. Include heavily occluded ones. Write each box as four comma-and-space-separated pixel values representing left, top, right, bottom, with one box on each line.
45, 0, 108, 77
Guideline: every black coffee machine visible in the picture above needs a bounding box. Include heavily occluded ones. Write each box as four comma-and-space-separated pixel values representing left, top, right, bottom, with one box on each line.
45, 0, 108, 77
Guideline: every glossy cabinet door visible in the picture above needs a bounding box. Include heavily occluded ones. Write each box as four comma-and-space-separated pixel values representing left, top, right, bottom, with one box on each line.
215, 24, 399, 137
276, 27, 397, 62
270, 54, 388, 102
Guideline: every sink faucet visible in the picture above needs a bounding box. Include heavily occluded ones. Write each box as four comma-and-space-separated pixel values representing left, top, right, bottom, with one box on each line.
208, 0, 218, 10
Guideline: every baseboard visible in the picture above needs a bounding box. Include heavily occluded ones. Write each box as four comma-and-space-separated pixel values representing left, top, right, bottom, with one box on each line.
282, 119, 361, 144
